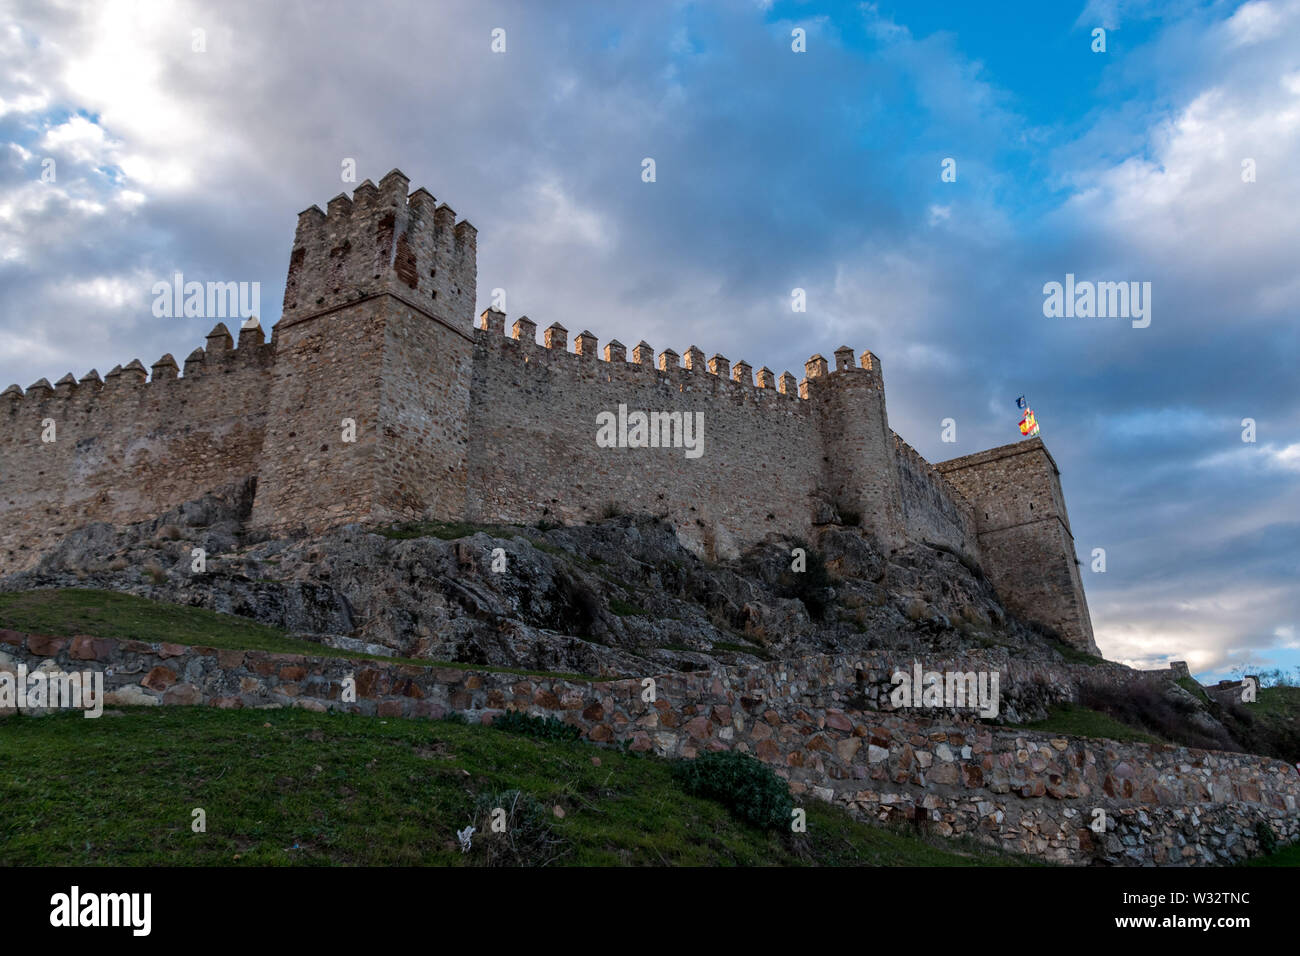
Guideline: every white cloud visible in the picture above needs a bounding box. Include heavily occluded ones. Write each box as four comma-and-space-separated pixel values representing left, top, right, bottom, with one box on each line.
515, 179, 614, 251
39, 115, 118, 166
1194, 441, 1300, 473
1225, 0, 1284, 46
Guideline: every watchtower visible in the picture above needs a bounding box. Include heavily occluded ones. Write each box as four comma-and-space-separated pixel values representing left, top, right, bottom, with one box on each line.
250, 170, 478, 532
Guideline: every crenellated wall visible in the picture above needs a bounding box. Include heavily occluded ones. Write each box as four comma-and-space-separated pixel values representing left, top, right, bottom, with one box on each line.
463, 313, 822, 559
0, 171, 1096, 651
0, 322, 274, 570
893, 433, 979, 560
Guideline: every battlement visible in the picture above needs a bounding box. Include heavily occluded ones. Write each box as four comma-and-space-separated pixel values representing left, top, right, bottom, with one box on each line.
282, 170, 477, 334
0, 169, 1097, 655
473, 307, 829, 407
470, 308, 900, 413
1, 321, 274, 421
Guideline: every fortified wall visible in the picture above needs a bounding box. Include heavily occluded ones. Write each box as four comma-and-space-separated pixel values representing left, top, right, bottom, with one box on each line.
0, 170, 1097, 653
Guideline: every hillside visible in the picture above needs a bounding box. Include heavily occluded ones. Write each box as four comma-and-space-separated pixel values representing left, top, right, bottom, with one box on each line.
3, 484, 1298, 867
0, 706, 1031, 867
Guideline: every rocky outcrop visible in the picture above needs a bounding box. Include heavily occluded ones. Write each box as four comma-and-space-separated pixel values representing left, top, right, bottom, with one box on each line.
2, 483, 1081, 680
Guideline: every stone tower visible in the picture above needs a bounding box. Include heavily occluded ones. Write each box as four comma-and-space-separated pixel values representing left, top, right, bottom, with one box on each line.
805, 347, 906, 550
250, 170, 478, 533
935, 438, 1098, 654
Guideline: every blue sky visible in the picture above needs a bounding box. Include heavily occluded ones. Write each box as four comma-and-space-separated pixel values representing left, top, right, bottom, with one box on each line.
1, 0, 1297, 681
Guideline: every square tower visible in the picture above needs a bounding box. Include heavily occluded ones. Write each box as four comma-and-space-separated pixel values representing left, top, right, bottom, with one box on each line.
250, 170, 478, 533
936, 438, 1098, 654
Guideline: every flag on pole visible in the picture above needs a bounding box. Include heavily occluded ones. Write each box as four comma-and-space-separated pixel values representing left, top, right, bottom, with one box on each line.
1016, 395, 1027, 409
1019, 408, 1039, 437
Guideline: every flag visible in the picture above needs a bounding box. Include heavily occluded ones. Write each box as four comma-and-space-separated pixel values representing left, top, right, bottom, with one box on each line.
1016, 395, 1027, 409
1019, 408, 1039, 437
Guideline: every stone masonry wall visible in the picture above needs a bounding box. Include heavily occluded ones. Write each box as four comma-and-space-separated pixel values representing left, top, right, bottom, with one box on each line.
0, 325, 274, 572
376, 303, 475, 525
463, 322, 823, 560
5, 630, 1293, 866
893, 433, 979, 560
247, 298, 386, 534
937, 439, 1097, 653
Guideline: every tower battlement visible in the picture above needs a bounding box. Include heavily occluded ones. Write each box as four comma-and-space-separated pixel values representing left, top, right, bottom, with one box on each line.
283, 169, 477, 333
0, 171, 1097, 653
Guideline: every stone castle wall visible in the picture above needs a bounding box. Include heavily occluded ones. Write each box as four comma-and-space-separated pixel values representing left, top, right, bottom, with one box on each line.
0, 171, 1097, 651
463, 320, 823, 559
4, 630, 1294, 866
0, 326, 274, 571
937, 440, 1097, 653
893, 433, 979, 559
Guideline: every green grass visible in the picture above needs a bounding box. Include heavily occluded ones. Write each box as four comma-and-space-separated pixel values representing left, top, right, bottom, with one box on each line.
373, 520, 522, 541
1239, 841, 1300, 867
0, 588, 313, 654
712, 640, 774, 661
1252, 685, 1300, 719
0, 588, 597, 681
608, 597, 647, 617
1046, 638, 1106, 667
0, 706, 1035, 867
1021, 703, 1164, 745
1177, 676, 1211, 703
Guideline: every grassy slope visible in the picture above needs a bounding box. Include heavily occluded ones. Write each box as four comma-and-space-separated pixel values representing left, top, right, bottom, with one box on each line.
0, 707, 1031, 867
1021, 703, 1164, 745
0, 588, 592, 680
1, 588, 1292, 865
1252, 685, 1300, 720
1241, 841, 1300, 867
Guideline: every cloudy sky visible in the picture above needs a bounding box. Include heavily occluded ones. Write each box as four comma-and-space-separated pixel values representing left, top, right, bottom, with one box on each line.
1, 0, 1296, 680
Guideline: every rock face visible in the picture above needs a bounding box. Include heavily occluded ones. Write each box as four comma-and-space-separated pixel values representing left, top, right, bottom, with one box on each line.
4, 482, 1073, 679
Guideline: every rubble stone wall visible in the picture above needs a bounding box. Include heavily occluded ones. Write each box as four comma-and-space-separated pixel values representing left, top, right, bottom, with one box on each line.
4, 630, 1293, 866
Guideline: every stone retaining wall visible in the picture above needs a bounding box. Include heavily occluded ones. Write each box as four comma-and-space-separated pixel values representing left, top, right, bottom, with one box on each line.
3, 629, 1295, 866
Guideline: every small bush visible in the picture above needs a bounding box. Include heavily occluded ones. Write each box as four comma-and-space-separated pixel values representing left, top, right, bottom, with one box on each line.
672, 750, 794, 830
439, 711, 468, 725
492, 710, 581, 742
1256, 821, 1278, 856
777, 543, 833, 619
470, 790, 570, 866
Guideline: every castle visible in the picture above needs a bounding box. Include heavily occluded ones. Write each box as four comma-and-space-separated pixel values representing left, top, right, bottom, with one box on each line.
0, 170, 1098, 654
